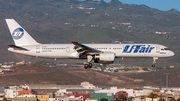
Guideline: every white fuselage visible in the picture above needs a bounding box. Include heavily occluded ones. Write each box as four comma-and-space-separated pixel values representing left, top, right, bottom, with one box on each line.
8, 43, 175, 59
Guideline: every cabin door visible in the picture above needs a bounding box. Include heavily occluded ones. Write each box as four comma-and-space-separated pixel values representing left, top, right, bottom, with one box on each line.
66, 47, 70, 53
36, 45, 40, 53
156, 46, 160, 53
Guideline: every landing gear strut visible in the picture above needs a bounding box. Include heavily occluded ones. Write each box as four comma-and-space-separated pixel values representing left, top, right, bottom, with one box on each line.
84, 55, 93, 69
152, 57, 158, 67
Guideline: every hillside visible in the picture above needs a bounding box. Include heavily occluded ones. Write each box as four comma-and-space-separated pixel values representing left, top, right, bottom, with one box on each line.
1, 64, 180, 87
0, 0, 180, 67
0, 64, 138, 87
127, 68, 180, 87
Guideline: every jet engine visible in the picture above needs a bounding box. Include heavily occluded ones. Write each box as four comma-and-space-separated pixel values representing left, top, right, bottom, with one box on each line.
94, 52, 116, 64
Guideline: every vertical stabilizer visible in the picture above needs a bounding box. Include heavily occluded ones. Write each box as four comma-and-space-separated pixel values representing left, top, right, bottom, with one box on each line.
5, 19, 39, 46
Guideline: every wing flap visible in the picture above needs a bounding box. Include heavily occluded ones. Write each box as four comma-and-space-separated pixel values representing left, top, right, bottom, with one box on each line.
71, 41, 101, 58
71, 41, 101, 53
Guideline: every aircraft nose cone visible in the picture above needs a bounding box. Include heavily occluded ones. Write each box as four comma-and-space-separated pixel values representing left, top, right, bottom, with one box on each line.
171, 51, 175, 56
172, 52, 175, 56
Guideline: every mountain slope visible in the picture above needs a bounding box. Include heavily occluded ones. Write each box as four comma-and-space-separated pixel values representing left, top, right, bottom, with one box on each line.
2, 64, 180, 87
127, 68, 180, 87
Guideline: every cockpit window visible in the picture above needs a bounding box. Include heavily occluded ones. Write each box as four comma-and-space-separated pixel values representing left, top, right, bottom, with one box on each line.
164, 48, 170, 50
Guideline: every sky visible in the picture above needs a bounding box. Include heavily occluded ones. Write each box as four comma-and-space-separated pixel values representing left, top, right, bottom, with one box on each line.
80, 0, 180, 11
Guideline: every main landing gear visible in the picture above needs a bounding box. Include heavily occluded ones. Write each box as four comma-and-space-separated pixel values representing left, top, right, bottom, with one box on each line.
84, 55, 93, 69
84, 62, 92, 69
152, 57, 158, 67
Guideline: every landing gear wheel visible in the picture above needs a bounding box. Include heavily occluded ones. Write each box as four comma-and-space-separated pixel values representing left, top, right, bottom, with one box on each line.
89, 63, 92, 68
152, 64, 155, 67
84, 64, 88, 69
84, 63, 93, 69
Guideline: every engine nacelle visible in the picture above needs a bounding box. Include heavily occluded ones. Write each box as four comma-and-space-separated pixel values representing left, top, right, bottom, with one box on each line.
94, 52, 116, 64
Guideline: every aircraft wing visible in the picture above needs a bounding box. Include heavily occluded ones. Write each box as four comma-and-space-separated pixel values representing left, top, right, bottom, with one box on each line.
71, 41, 101, 58
8, 44, 29, 51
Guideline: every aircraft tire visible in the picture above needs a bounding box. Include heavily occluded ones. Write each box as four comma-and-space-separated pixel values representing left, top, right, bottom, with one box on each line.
84, 64, 88, 69
89, 63, 92, 68
152, 64, 155, 67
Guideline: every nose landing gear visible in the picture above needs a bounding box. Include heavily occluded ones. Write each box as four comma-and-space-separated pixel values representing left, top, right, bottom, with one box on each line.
152, 57, 158, 67
152, 64, 155, 67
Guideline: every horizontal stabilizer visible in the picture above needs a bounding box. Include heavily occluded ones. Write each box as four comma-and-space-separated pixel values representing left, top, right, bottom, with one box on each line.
8, 44, 29, 51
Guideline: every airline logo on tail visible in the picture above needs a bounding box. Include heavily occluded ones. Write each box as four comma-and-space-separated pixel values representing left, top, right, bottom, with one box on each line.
12, 28, 24, 40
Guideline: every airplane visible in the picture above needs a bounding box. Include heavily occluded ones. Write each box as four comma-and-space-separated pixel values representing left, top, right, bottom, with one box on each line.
5, 19, 175, 69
